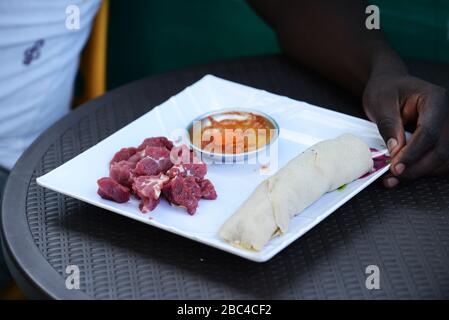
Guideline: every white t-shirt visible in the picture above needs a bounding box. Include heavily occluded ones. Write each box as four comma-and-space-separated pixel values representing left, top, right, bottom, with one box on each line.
0, 0, 101, 170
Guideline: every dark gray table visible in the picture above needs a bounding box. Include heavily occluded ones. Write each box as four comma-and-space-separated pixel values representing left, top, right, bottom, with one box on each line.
2, 55, 449, 299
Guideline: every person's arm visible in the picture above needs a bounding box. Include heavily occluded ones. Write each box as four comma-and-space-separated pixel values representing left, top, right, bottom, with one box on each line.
248, 0, 403, 96
248, 0, 449, 187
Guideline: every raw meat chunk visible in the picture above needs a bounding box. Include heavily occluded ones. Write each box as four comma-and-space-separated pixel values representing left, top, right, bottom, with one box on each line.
162, 175, 202, 215
166, 163, 207, 180
165, 164, 186, 179
99, 136, 217, 214
134, 146, 173, 176
109, 160, 135, 188
199, 179, 217, 200
183, 163, 207, 180
127, 149, 145, 165
138, 137, 173, 151
132, 174, 169, 213
97, 177, 130, 203
110, 147, 137, 165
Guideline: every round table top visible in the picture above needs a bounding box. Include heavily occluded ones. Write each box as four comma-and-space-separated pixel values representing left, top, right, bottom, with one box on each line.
2, 55, 449, 299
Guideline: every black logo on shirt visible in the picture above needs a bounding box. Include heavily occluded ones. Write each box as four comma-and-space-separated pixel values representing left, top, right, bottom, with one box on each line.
23, 39, 45, 65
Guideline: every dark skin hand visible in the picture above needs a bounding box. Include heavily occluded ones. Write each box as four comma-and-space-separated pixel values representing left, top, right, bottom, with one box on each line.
247, 0, 449, 187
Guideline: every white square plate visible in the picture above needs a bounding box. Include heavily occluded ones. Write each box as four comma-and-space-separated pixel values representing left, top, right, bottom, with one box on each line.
37, 75, 389, 262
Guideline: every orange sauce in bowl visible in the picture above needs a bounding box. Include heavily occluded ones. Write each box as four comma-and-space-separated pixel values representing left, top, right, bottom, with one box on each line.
190, 111, 276, 154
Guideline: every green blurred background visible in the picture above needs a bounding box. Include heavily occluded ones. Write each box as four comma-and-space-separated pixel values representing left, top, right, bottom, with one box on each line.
106, 0, 449, 90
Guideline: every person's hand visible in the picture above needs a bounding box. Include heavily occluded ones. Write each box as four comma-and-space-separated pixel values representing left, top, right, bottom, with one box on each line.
363, 73, 449, 188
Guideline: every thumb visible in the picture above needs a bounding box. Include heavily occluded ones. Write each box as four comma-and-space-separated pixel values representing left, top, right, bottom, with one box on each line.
376, 114, 405, 157
363, 77, 407, 157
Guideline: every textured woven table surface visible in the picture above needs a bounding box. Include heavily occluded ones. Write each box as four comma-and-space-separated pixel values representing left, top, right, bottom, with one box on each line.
2, 55, 449, 299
